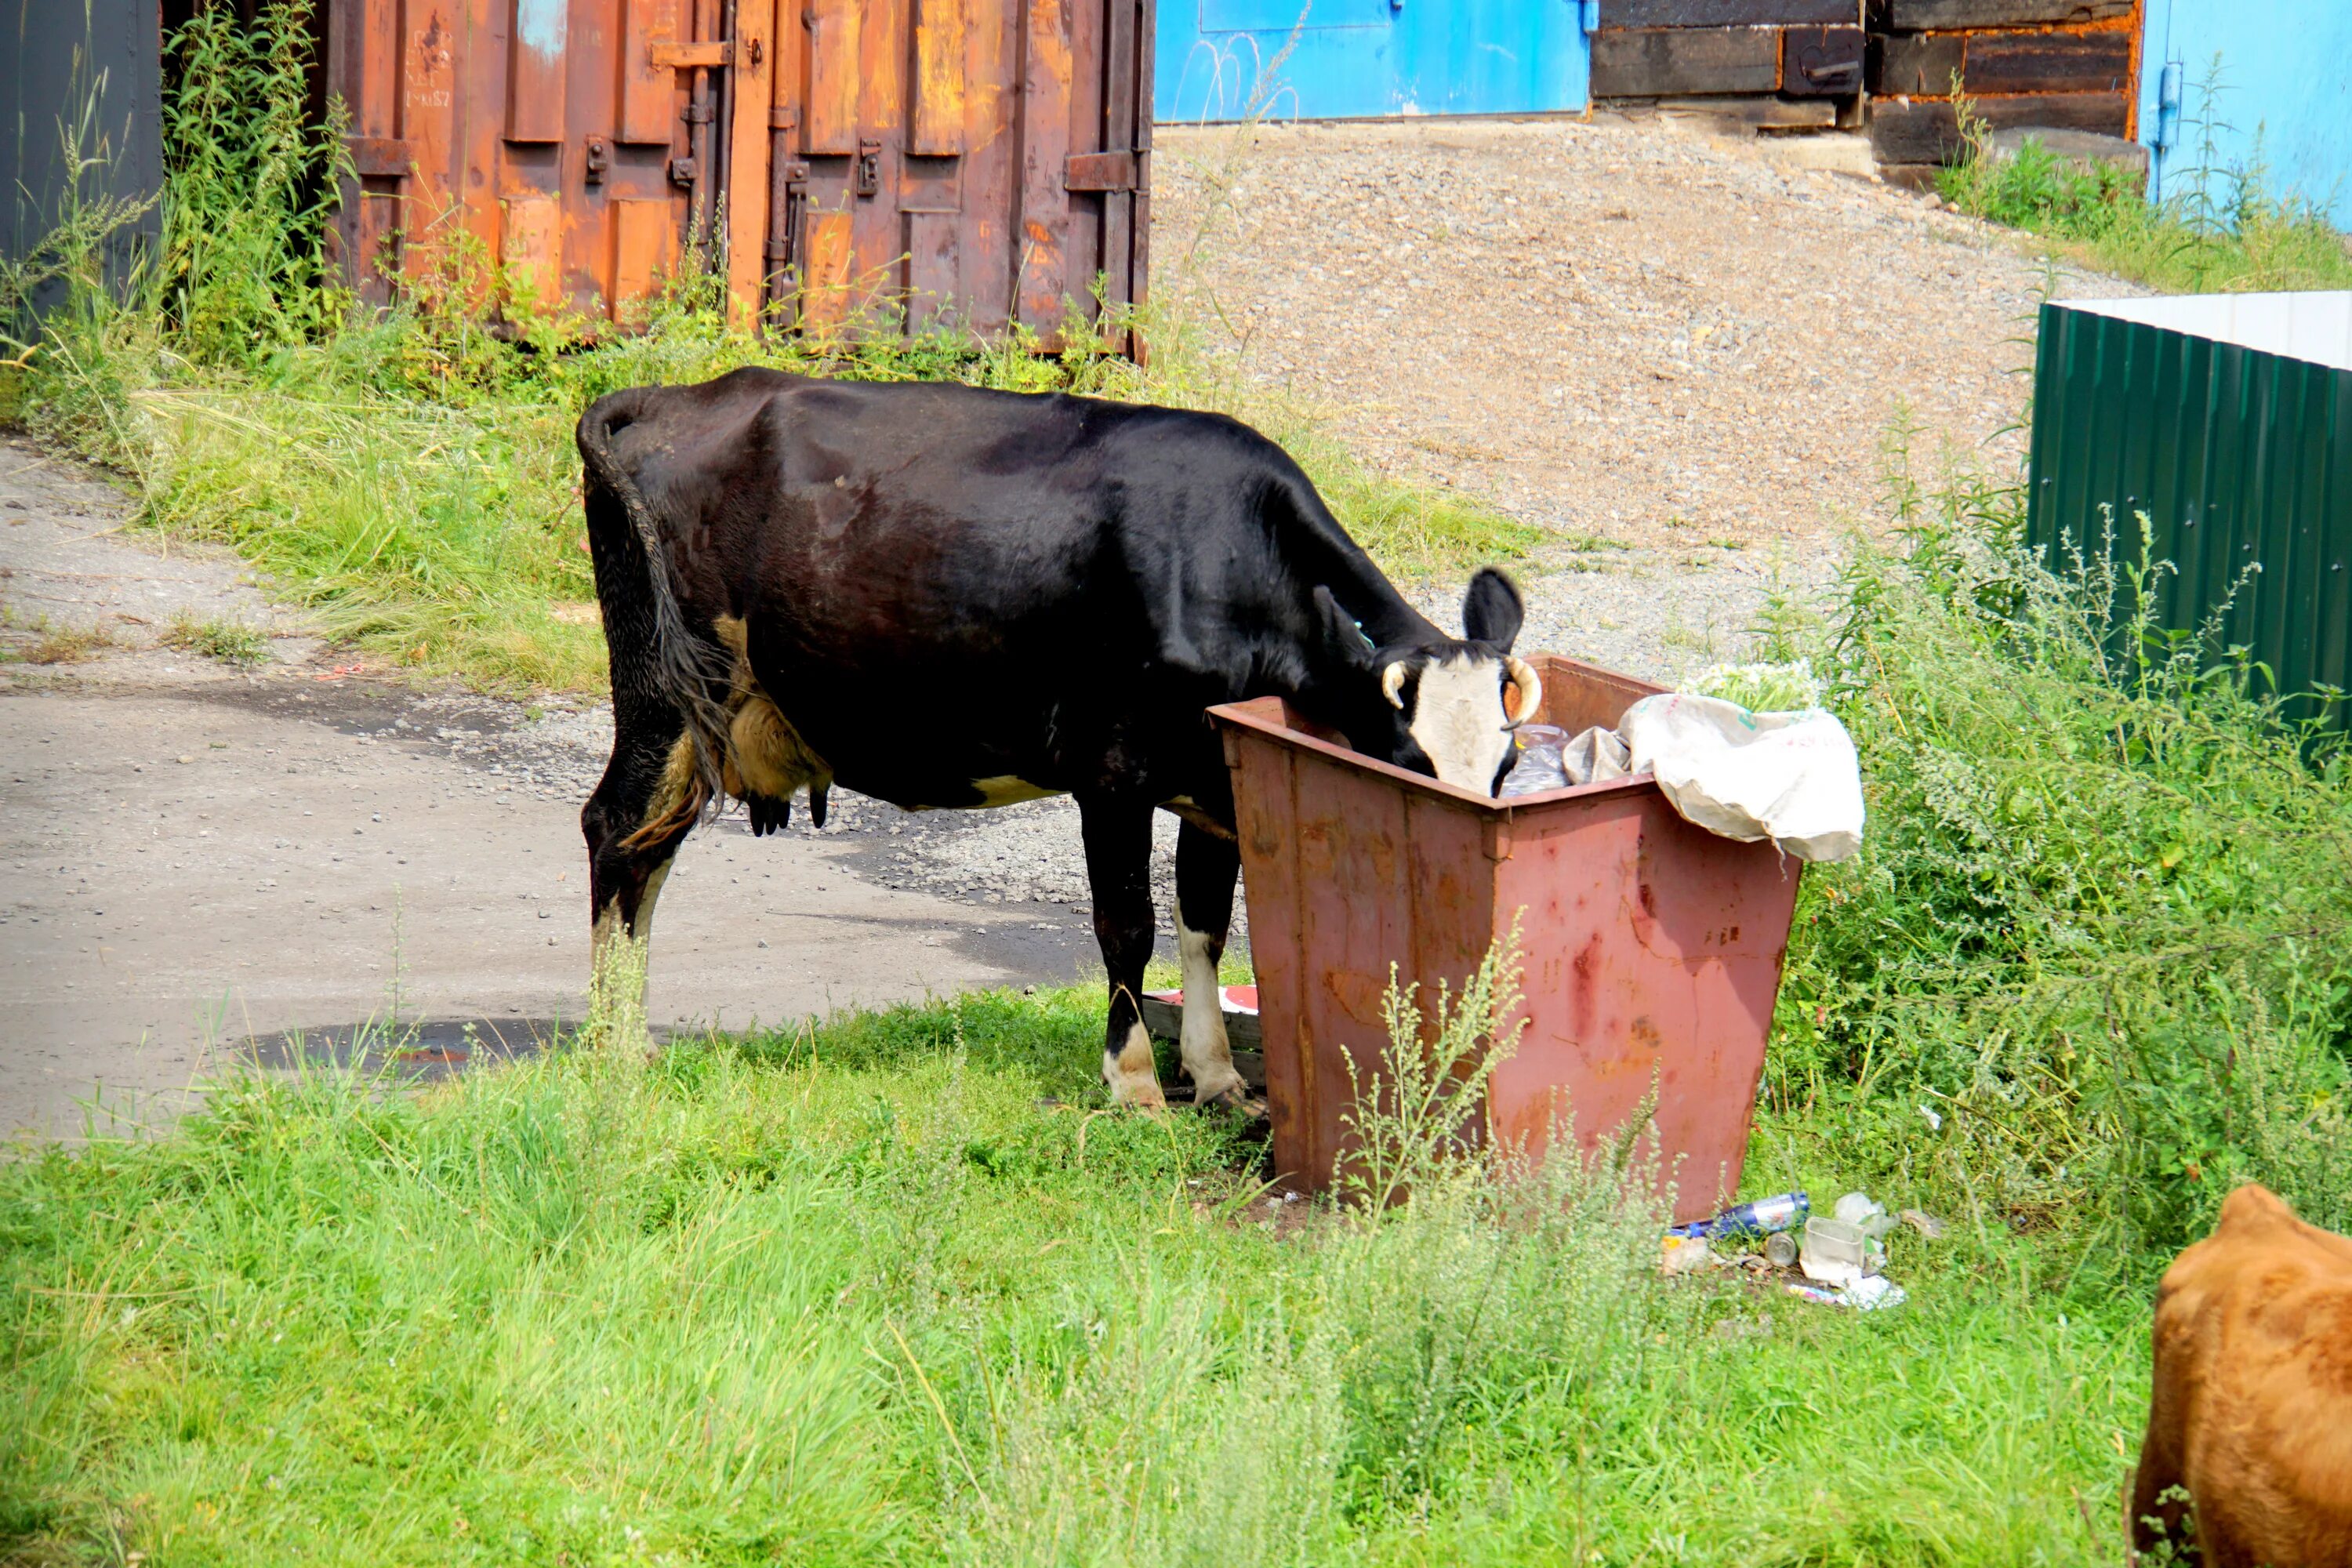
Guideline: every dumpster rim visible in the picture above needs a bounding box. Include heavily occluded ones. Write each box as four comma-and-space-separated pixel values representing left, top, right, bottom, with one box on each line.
1207, 651, 1668, 816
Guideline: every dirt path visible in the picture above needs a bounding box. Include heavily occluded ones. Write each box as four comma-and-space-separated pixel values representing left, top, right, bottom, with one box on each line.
0, 443, 1099, 1140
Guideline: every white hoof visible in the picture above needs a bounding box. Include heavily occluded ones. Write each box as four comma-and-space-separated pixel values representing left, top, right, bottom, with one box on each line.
1105, 1022, 1168, 1109
1189, 1065, 1253, 1109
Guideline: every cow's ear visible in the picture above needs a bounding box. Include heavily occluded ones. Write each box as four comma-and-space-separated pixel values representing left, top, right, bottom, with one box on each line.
1314, 586, 1375, 670
1461, 568, 1525, 651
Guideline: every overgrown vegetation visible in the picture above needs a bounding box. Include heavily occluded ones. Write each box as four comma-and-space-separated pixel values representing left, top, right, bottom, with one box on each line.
1759, 430, 2352, 1268
8, 8, 2350, 1563
0, 2, 1534, 693
1939, 71, 2352, 294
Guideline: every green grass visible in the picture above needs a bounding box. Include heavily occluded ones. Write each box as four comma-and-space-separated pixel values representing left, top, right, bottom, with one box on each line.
161, 612, 270, 668
1937, 80, 2352, 295
3, 986, 2151, 1567
5, 296, 1537, 695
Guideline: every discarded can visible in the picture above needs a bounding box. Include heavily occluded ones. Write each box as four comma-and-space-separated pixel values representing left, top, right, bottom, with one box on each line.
1671, 1191, 1809, 1240
1765, 1230, 1800, 1269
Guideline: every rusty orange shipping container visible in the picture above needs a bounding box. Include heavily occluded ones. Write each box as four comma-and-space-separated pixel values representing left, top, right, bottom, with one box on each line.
322, 0, 1151, 342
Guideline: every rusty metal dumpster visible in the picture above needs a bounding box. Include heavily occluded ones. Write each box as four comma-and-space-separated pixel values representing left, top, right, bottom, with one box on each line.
1210, 654, 1802, 1223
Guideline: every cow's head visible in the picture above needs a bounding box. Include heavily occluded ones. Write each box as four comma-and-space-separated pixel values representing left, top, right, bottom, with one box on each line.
1317, 568, 1544, 796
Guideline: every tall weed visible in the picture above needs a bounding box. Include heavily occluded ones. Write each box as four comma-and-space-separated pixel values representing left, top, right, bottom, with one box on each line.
159, 0, 350, 361
1939, 69, 2352, 294
6, 965, 2147, 1565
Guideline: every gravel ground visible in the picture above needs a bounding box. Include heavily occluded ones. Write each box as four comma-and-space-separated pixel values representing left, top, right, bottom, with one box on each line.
1151, 114, 2131, 555
1144, 114, 2154, 699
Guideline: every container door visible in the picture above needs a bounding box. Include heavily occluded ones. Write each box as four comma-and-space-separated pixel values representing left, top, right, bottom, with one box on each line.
757, 0, 1151, 347
330, 0, 711, 322
1156, 0, 1590, 121
328, 0, 1148, 340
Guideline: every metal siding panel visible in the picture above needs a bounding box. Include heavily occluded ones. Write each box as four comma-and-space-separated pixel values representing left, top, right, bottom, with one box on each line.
2032, 301, 2352, 731
902, 209, 960, 331
319, 0, 1136, 347
961, 0, 1019, 337
911, 0, 967, 154
1100, 0, 1138, 319
505, 0, 568, 140
500, 192, 562, 303
804, 0, 862, 154
800, 206, 855, 328
609, 194, 678, 314
725, 0, 779, 320
2026, 301, 2063, 562
619, 0, 681, 142
398, 0, 462, 281
1018, 0, 1075, 332
1156, 0, 1588, 121
2318, 379, 2352, 702
1129, 0, 1154, 351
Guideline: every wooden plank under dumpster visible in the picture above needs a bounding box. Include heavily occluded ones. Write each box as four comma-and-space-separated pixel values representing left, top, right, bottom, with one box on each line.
321, 0, 1149, 347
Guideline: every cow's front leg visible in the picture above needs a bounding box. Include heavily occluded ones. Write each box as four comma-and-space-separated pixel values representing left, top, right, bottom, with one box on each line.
1174, 821, 1251, 1108
1079, 793, 1165, 1109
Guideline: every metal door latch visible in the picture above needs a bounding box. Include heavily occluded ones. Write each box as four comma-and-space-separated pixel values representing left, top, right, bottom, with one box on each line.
855, 139, 881, 198
583, 135, 610, 185
668, 155, 699, 188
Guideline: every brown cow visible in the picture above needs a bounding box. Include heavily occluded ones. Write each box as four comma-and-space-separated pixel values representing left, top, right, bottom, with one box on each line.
2132, 1184, 2352, 1567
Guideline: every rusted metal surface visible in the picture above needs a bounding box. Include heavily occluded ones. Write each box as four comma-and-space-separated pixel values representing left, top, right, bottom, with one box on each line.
323, 0, 1150, 343
1213, 655, 1804, 1223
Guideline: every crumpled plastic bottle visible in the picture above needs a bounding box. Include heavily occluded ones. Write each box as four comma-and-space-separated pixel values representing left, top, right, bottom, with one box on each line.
1498, 724, 1569, 797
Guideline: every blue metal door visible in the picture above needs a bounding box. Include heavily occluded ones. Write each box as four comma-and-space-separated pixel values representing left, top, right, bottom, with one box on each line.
1156, 0, 1592, 122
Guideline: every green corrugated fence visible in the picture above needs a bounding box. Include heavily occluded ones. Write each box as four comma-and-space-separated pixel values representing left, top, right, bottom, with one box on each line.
2027, 292, 2352, 730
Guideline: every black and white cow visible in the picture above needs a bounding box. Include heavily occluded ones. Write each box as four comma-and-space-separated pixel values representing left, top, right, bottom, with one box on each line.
577, 367, 1541, 1108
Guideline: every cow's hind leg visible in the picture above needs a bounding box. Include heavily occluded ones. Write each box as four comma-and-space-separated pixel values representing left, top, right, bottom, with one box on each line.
584, 715, 699, 1003
1174, 821, 1251, 1108
1079, 793, 1166, 1109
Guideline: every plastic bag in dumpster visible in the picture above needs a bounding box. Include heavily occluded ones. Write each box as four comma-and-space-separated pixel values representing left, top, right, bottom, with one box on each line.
1617, 694, 1864, 862
1500, 724, 1632, 797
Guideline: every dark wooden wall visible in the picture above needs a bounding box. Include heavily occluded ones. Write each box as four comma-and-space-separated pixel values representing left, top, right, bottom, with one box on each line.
1586, 0, 2141, 179
1866, 0, 2139, 171
3, 0, 165, 322
1591, 0, 1866, 109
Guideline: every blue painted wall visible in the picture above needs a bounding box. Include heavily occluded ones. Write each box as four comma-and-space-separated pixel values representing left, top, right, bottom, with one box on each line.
1156, 0, 1590, 123
2138, 0, 2352, 227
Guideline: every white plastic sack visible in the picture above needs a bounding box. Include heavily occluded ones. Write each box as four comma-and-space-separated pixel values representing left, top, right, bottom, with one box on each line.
1617, 694, 1864, 862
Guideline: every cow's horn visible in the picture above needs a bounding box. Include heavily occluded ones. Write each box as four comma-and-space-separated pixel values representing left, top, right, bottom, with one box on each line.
1504, 656, 1542, 724
1380, 661, 1410, 710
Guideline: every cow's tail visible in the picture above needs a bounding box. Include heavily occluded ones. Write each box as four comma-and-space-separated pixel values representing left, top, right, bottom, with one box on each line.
577, 390, 735, 846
